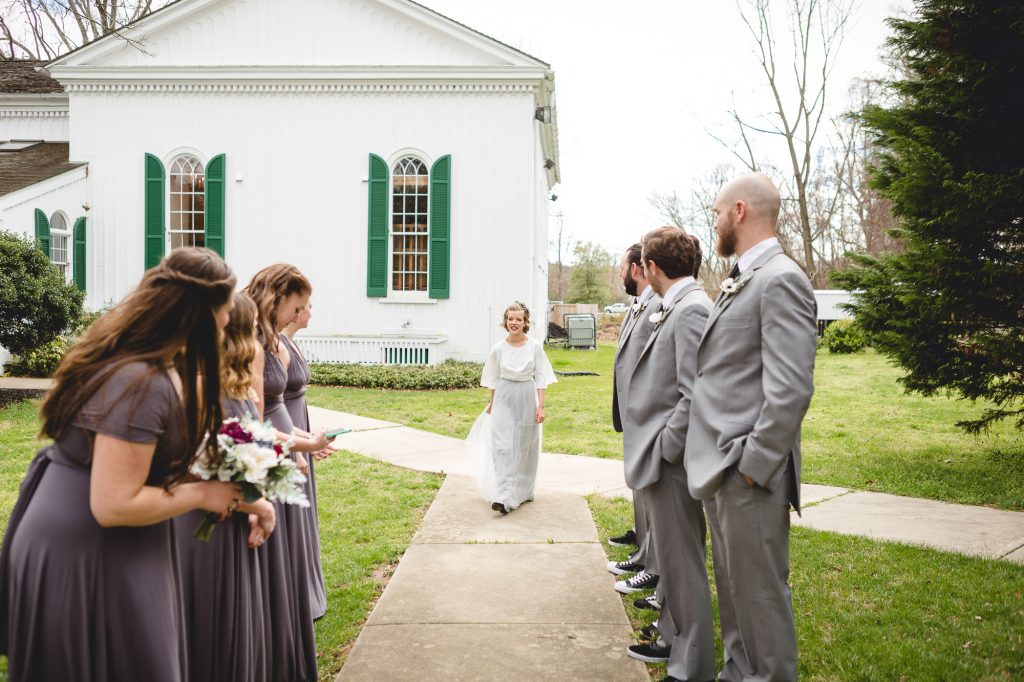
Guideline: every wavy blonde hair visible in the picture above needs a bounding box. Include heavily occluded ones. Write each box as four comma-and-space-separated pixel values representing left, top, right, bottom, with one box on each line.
221, 292, 258, 400
243, 264, 312, 353
501, 301, 531, 333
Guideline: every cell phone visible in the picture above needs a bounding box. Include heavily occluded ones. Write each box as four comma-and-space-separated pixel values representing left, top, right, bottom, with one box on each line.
325, 427, 350, 438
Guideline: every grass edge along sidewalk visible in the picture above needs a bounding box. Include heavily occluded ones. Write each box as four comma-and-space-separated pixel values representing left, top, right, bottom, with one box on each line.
0, 396, 443, 682
590, 494, 1024, 682
307, 346, 1024, 511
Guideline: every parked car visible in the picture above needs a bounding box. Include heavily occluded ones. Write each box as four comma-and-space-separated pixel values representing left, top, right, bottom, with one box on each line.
604, 302, 629, 314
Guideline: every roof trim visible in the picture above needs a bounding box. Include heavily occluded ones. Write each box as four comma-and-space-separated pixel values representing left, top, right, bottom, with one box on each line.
48, 0, 550, 69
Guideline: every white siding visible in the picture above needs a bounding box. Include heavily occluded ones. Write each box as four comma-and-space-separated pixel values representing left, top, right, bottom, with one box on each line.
0, 169, 89, 242
69, 88, 545, 360
0, 112, 69, 141
89, 0, 516, 68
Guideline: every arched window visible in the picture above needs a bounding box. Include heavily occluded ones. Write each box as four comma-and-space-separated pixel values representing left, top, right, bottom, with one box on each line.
391, 157, 429, 292
49, 211, 70, 279
168, 154, 205, 250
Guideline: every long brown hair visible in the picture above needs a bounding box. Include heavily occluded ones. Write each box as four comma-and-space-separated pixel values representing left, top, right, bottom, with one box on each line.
41, 248, 236, 483
243, 264, 311, 353
221, 292, 258, 400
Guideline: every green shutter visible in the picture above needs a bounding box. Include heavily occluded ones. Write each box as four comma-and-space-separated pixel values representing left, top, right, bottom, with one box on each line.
34, 208, 50, 257
367, 153, 389, 297
205, 153, 226, 258
73, 216, 86, 292
144, 153, 165, 269
428, 155, 451, 299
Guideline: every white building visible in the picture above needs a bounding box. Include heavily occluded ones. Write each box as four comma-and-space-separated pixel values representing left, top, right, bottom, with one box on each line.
0, 0, 560, 364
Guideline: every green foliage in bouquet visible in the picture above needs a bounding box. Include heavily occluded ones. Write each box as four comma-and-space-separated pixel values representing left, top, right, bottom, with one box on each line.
310, 359, 483, 390
822, 320, 868, 354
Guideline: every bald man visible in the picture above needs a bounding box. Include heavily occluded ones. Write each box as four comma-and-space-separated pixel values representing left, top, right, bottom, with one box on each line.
685, 173, 817, 682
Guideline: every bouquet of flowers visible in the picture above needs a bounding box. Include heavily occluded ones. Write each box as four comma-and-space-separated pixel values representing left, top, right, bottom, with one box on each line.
190, 416, 310, 541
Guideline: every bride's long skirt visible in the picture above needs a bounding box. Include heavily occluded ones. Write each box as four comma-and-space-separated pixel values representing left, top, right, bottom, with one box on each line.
468, 378, 541, 510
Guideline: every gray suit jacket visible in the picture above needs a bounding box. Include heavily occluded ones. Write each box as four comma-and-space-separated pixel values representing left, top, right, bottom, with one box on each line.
623, 282, 712, 490
612, 293, 661, 433
684, 244, 817, 511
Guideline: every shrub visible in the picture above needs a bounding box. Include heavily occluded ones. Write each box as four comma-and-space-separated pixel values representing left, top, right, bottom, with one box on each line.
823, 319, 868, 354
6, 335, 71, 377
310, 359, 483, 390
0, 230, 83, 356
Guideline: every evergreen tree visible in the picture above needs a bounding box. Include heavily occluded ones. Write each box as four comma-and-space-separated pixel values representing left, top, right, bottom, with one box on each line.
834, 0, 1024, 432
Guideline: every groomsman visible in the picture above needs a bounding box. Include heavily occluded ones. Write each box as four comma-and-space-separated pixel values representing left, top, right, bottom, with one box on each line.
624, 227, 715, 682
686, 173, 817, 682
608, 244, 661, 587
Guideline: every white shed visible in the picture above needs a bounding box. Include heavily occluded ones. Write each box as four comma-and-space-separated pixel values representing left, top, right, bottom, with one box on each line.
2, 0, 560, 364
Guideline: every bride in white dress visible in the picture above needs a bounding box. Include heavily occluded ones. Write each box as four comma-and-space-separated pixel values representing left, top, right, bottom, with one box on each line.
468, 302, 557, 514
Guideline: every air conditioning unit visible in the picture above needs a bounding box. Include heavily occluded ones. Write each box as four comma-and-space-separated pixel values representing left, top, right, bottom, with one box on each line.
562, 313, 596, 350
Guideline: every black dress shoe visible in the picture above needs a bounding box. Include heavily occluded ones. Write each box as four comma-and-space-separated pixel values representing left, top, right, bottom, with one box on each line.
661, 677, 682, 682
491, 502, 508, 514
627, 641, 670, 663
608, 529, 638, 547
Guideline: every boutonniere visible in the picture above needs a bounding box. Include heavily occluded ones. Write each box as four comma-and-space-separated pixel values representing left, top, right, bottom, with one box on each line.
648, 308, 671, 328
720, 271, 754, 298
631, 300, 649, 317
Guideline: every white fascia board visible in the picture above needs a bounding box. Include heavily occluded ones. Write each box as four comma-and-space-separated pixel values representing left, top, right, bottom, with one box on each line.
537, 71, 560, 187
46, 64, 551, 84
0, 94, 69, 112
0, 166, 89, 212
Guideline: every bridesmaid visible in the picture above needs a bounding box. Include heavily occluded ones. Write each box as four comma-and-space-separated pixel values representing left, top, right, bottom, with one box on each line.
245, 264, 328, 682
173, 292, 277, 682
0, 248, 241, 682
282, 301, 329, 620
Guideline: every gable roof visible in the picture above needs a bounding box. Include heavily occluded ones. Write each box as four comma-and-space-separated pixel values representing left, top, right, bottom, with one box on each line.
48, 0, 550, 69
0, 61, 64, 94
0, 143, 85, 196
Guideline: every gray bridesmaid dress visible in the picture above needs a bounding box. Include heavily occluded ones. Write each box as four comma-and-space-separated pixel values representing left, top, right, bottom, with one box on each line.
173, 396, 267, 682
281, 333, 327, 620
260, 346, 318, 681
0, 362, 189, 682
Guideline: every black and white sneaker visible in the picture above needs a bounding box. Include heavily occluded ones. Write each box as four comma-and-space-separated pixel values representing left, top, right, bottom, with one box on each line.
606, 560, 644, 576
608, 529, 637, 547
615, 570, 659, 594
627, 641, 670, 663
639, 622, 659, 640
633, 595, 661, 611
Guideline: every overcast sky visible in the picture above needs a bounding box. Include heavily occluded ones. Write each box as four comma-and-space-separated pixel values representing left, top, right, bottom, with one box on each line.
422, 0, 912, 262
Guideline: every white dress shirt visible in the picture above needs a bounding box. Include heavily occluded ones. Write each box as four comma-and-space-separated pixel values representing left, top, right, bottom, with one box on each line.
661, 276, 696, 309
737, 237, 780, 274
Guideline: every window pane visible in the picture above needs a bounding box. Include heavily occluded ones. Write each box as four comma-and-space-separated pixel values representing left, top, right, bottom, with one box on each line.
194, 193, 204, 212
416, 273, 427, 291
392, 273, 402, 289
194, 213, 204, 230
417, 254, 428, 272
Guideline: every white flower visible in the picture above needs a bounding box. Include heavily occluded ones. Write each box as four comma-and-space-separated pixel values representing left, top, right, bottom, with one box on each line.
721, 271, 754, 298
648, 310, 665, 325
234, 442, 279, 484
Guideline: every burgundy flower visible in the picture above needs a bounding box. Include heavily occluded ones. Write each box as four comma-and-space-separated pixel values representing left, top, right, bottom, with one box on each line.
220, 420, 254, 444
273, 443, 283, 455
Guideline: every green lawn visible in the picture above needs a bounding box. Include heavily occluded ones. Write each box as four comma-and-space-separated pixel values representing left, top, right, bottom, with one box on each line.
0, 400, 442, 681
590, 495, 1024, 681
309, 344, 1024, 510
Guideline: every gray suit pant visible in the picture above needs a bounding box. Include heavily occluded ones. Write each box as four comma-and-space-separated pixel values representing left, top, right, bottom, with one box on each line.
630, 488, 659, 574
644, 463, 715, 681
705, 463, 797, 682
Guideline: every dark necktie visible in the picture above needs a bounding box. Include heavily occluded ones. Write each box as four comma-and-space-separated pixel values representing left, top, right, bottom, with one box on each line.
729, 263, 741, 279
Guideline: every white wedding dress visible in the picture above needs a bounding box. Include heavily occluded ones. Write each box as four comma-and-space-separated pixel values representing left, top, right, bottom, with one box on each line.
467, 337, 557, 510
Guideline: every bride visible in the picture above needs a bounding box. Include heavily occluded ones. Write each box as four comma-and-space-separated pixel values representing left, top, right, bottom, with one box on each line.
468, 302, 557, 514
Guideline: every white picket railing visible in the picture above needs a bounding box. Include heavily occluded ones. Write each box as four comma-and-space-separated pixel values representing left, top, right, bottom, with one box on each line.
294, 334, 447, 366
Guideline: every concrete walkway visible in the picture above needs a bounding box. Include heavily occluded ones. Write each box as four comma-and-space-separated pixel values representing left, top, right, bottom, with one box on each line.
310, 405, 1024, 565
336, 473, 648, 681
